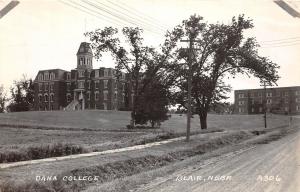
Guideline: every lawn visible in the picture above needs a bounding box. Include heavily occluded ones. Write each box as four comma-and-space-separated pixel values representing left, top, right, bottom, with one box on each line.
0, 110, 290, 132
0, 110, 290, 163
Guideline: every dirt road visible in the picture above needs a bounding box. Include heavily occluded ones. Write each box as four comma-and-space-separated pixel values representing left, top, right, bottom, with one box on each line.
136, 129, 300, 192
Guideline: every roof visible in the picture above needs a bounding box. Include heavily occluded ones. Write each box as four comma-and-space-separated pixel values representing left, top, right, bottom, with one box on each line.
76, 42, 93, 55
235, 86, 300, 92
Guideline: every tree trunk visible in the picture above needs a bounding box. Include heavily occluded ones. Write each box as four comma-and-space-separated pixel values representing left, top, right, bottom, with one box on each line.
199, 111, 208, 129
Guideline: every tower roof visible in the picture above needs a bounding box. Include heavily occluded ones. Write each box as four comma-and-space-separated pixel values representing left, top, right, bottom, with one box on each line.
76, 42, 93, 55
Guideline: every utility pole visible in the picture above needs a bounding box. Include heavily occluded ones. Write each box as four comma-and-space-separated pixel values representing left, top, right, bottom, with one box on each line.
263, 81, 267, 128
181, 31, 199, 142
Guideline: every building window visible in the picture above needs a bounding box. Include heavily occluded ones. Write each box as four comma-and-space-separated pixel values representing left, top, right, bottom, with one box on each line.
67, 94, 71, 102
39, 95, 42, 102
239, 108, 243, 113
277, 92, 281, 97
104, 69, 108, 77
250, 93, 254, 98
122, 83, 125, 92
39, 83, 42, 92
78, 71, 84, 77
50, 83, 54, 91
95, 92, 99, 101
251, 108, 254, 113
258, 92, 262, 97
95, 81, 99, 89
87, 81, 91, 89
122, 94, 125, 103
285, 98, 289, 103
78, 81, 84, 89
266, 92, 272, 97
67, 83, 71, 91
104, 80, 108, 89
67, 73, 71, 80
104, 91, 108, 100
38, 74, 43, 81
238, 101, 245, 106
44, 94, 48, 102
238, 93, 244, 98
95, 70, 99, 78
50, 94, 54, 102
285, 107, 289, 112
251, 99, 255, 105
79, 58, 84, 65
267, 99, 272, 104
296, 98, 300, 103
285, 92, 289, 96
44, 83, 48, 91
297, 106, 299, 111
44, 73, 49, 80
50, 72, 55, 80
87, 92, 91, 100
296, 91, 300, 96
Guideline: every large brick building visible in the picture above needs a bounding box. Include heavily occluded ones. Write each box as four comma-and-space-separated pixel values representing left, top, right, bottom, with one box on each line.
234, 86, 300, 115
33, 42, 132, 111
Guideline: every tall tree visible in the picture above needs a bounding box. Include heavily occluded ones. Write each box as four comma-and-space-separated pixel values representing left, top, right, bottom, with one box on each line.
86, 26, 182, 126
134, 67, 171, 128
170, 15, 280, 129
7, 75, 34, 112
0, 85, 7, 113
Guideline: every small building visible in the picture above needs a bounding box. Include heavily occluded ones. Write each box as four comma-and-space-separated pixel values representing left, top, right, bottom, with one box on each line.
234, 86, 300, 115
33, 42, 132, 111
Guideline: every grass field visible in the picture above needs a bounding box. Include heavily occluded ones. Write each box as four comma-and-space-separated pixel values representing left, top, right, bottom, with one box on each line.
0, 110, 291, 163
0, 110, 290, 132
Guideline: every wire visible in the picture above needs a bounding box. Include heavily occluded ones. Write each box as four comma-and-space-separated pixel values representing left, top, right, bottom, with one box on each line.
81, 0, 164, 35
59, 0, 124, 27
260, 42, 300, 48
104, 0, 167, 31
259, 36, 300, 43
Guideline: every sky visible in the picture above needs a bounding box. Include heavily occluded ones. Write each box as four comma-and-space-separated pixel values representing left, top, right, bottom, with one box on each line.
0, 0, 300, 102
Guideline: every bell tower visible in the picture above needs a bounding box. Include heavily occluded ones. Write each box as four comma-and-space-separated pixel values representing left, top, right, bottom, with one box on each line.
76, 42, 93, 70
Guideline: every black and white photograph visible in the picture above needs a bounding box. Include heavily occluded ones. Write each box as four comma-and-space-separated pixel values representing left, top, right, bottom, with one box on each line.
0, 0, 300, 191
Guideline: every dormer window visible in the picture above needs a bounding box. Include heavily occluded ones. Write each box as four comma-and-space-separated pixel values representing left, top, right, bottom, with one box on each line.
38, 74, 43, 81
67, 73, 71, 80
44, 72, 49, 80
95, 70, 99, 78
49, 72, 55, 80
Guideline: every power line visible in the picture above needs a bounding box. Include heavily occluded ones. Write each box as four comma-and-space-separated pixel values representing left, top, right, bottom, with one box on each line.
59, 0, 164, 37
59, 0, 124, 27
94, 0, 166, 32
259, 36, 300, 43
260, 42, 300, 48
104, 0, 167, 31
81, 0, 164, 35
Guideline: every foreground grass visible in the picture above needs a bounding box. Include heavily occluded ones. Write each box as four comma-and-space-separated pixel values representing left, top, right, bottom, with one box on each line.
0, 143, 87, 163
0, 128, 223, 164
1, 125, 297, 192
0, 130, 255, 192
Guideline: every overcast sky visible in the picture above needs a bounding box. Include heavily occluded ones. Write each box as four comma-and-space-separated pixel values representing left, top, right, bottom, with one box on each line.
0, 0, 299, 102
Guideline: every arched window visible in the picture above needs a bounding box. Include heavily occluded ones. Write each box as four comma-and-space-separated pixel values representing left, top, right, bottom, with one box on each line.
39, 95, 43, 102
44, 94, 48, 102
50, 94, 54, 102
